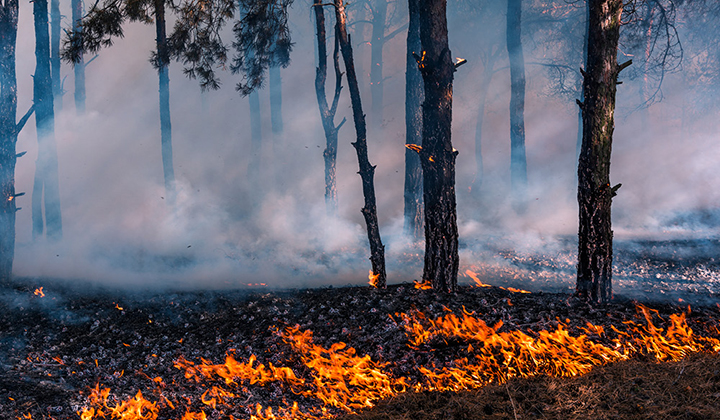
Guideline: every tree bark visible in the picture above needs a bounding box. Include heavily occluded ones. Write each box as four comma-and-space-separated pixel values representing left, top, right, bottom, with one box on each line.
155, 0, 175, 203
403, 0, 423, 240
576, 0, 626, 304
576, 0, 589, 161
417, 0, 459, 292
314, 0, 344, 217
72, 0, 86, 114
33, 0, 62, 241
369, 0, 388, 126
0, 0, 19, 282
335, 0, 386, 287
51, 0, 62, 110
506, 0, 527, 212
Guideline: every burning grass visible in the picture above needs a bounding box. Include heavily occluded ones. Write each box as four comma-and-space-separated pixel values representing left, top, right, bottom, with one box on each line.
2, 279, 719, 420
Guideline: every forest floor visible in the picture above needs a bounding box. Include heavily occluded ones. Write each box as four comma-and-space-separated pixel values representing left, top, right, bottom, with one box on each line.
1, 275, 719, 420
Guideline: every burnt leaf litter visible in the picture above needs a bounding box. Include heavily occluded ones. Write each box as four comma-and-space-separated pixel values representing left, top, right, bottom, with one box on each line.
1, 273, 719, 420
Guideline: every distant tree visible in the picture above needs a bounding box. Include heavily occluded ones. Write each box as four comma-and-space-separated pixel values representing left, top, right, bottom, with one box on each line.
63, 0, 177, 202
416, 0, 460, 292
576, 0, 630, 304
71, 0, 86, 113
402, 0, 423, 240
334, 0, 387, 287
51, 0, 62, 110
0, 0, 35, 282
506, 0, 527, 212
33, 0, 63, 240
313, 0, 345, 216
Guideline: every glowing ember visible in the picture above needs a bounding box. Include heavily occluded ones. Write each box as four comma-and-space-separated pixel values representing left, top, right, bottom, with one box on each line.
33, 287, 44, 297
413, 280, 432, 290
368, 270, 380, 288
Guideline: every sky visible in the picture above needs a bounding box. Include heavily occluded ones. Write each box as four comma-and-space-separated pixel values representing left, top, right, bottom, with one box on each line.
10, 0, 720, 293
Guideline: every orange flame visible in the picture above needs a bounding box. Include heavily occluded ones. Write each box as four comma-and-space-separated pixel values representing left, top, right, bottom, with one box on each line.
368, 270, 380, 288
33, 287, 45, 297
464, 270, 491, 287
413, 280, 432, 290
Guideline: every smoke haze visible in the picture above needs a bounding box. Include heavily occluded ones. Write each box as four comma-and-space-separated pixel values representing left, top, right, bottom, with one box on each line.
11, 0, 720, 301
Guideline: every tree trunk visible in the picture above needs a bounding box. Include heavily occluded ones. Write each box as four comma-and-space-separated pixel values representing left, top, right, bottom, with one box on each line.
0, 0, 19, 282
51, 0, 62, 110
470, 50, 497, 198
33, 0, 62, 241
417, 0, 459, 292
576, 0, 589, 160
370, 0, 388, 126
247, 89, 262, 186
72, 0, 86, 114
506, 0, 527, 212
155, 0, 175, 203
334, 0, 386, 288
403, 0, 423, 240
314, 0, 344, 217
576, 0, 626, 304
269, 65, 283, 141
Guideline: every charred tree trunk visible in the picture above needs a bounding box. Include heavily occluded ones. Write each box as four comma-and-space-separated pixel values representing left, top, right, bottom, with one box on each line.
417, 0, 459, 292
72, 0, 86, 114
506, 0, 527, 212
314, 0, 345, 216
0, 0, 19, 282
32, 0, 62, 241
50, 0, 61, 110
369, 0, 388, 126
576, 0, 627, 304
335, 0, 386, 287
403, 0, 423, 240
155, 0, 175, 203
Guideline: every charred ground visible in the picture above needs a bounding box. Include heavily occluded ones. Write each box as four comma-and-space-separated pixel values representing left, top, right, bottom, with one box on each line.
1, 273, 719, 419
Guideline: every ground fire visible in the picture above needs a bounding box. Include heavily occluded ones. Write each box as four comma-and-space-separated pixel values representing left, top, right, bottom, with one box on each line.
3, 277, 719, 420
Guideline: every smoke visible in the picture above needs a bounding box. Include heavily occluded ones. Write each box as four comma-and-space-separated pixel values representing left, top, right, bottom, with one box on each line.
10, 1, 720, 302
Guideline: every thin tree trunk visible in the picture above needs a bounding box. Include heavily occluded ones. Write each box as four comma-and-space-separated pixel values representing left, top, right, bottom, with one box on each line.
72, 0, 86, 114
335, 0, 386, 288
0, 0, 19, 282
314, 0, 344, 216
247, 89, 262, 186
370, 0, 388, 126
155, 0, 175, 203
33, 0, 62, 241
417, 0, 459, 292
403, 0, 423, 240
470, 50, 497, 198
506, 0, 527, 212
576, 0, 590, 161
576, 0, 627, 304
51, 0, 61, 110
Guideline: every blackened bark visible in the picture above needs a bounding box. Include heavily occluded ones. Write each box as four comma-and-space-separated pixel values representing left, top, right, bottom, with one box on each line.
0, 0, 19, 282
335, 0, 386, 287
72, 0, 86, 114
403, 0, 423, 240
417, 0, 459, 292
506, 0, 527, 212
51, 0, 61, 110
33, 0, 62, 241
155, 0, 175, 203
314, 0, 344, 216
370, 0, 388, 126
576, 0, 626, 304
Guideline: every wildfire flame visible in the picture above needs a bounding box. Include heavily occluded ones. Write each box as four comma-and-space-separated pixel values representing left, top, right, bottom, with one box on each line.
33, 287, 45, 297
368, 270, 380, 288
413, 280, 432, 290
76, 305, 720, 420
